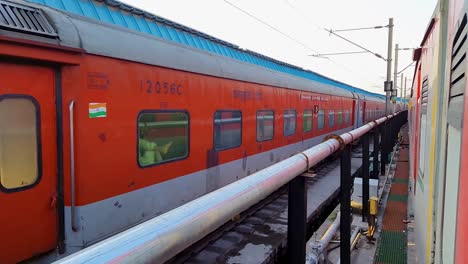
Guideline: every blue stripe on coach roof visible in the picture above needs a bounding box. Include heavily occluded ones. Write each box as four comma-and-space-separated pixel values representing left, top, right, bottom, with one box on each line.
27, 0, 384, 98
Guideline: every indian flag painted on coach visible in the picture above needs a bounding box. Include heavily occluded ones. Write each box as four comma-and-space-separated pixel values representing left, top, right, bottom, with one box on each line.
89, 103, 107, 118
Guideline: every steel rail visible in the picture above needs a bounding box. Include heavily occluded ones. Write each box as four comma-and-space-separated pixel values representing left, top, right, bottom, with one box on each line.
53, 113, 398, 264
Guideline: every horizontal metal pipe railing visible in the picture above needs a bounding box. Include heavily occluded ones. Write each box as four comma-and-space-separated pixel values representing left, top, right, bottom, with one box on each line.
54, 113, 399, 264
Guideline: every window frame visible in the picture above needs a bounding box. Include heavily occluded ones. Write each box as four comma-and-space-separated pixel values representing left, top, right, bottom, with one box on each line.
328, 109, 335, 128
256, 109, 275, 142
337, 109, 343, 126
317, 109, 325, 129
344, 109, 350, 124
213, 110, 242, 151
303, 109, 313, 132
0, 94, 42, 193
283, 109, 297, 136
137, 109, 190, 168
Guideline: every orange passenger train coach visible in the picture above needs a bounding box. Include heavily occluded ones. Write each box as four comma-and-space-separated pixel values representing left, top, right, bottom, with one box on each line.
0, 0, 388, 262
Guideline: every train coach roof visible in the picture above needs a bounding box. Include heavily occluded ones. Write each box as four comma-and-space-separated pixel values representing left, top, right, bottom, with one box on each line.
20, 0, 383, 99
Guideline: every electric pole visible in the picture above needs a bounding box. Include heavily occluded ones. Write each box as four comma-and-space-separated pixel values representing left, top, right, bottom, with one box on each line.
385, 18, 394, 115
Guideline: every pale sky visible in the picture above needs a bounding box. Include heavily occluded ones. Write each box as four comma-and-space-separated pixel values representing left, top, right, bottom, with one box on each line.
120, 0, 437, 94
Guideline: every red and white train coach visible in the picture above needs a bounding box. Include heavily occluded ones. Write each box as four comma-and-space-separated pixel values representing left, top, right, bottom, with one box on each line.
0, 0, 386, 262
410, 0, 468, 263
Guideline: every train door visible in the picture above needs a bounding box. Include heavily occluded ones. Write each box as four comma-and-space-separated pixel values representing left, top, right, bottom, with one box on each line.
362, 101, 367, 124
352, 99, 356, 128
0, 62, 58, 263
355, 95, 364, 127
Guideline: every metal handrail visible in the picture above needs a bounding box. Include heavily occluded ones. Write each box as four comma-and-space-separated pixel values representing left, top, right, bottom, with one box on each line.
54, 113, 399, 264
69, 100, 78, 232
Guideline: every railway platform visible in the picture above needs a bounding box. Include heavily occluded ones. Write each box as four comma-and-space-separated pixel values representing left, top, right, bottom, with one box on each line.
374, 128, 411, 264
306, 125, 412, 264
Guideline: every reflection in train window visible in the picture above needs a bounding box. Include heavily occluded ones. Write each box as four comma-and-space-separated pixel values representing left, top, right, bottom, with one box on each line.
303, 109, 313, 132
257, 110, 274, 141
138, 111, 189, 167
345, 110, 350, 124
284, 109, 296, 136
329, 110, 335, 127
0, 97, 40, 191
337, 110, 343, 125
214, 110, 242, 150
318, 110, 325, 129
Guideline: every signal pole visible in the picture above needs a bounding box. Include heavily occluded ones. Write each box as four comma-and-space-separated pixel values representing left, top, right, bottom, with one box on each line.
385, 18, 394, 115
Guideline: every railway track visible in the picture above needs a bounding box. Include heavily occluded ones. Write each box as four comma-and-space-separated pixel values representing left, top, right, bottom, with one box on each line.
169, 147, 364, 264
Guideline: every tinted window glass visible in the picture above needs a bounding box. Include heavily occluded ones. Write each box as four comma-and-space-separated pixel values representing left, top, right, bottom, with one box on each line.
328, 110, 335, 127
257, 110, 274, 141
318, 110, 325, 129
283, 110, 296, 136
138, 111, 189, 166
303, 109, 313, 132
345, 110, 350, 124
337, 110, 343, 125
0, 98, 39, 190
214, 111, 242, 150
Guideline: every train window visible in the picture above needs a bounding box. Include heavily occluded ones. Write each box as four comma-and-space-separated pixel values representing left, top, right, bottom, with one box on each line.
214, 110, 242, 150
317, 110, 325, 129
337, 110, 343, 125
0, 97, 40, 191
303, 109, 313, 132
345, 110, 350, 124
257, 110, 274, 141
138, 111, 189, 167
328, 110, 335, 128
283, 109, 296, 136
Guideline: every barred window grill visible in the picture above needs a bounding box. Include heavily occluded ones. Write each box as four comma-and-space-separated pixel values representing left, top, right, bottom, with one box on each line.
0, 0, 57, 38
447, 13, 467, 130
421, 77, 429, 107
450, 14, 467, 99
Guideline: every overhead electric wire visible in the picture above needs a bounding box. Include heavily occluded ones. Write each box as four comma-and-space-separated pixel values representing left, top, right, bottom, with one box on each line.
280, 0, 386, 82
282, 0, 387, 62
332, 25, 388, 32
281, 0, 392, 79
223, 0, 320, 55
309, 51, 370, 57
223, 0, 380, 91
223, 0, 358, 76
398, 61, 415, 74
325, 29, 387, 62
